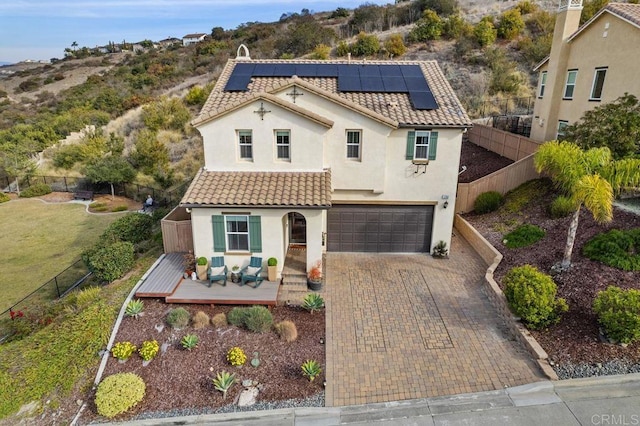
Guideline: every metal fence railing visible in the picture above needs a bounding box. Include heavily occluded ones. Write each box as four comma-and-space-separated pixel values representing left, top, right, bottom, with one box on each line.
476, 96, 535, 118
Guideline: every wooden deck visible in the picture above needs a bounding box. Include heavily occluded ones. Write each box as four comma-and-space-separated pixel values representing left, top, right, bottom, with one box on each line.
136, 253, 279, 305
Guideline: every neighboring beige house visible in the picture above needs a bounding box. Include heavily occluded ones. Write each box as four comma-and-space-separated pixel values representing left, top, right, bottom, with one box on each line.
531, 1, 640, 142
182, 33, 207, 46
180, 47, 471, 278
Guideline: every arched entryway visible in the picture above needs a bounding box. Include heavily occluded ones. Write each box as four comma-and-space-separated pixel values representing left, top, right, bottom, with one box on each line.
288, 212, 306, 245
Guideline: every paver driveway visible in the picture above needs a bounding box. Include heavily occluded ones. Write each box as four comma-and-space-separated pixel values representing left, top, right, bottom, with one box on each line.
324, 233, 545, 406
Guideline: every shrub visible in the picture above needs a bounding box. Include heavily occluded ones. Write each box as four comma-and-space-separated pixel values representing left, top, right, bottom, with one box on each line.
192, 311, 210, 329
384, 34, 407, 57
503, 224, 545, 249
84, 241, 135, 282
302, 293, 325, 313
583, 229, 640, 271
474, 191, 503, 214
227, 307, 248, 327
111, 341, 137, 361
310, 44, 331, 60
243, 305, 273, 333
549, 196, 575, 219
593, 286, 640, 344
101, 213, 154, 244
211, 313, 227, 328
75, 286, 101, 308
138, 339, 159, 361
516, 0, 538, 14
125, 299, 144, 318
95, 373, 146, 418
274, 320, 298, 342
0, 192, 10, 203
497, 9, 525, 40
443, 14, 470, 39
112, 205, 128, 212
19, 183, 52, 198
166, 307, 190, 329
184, 85, 210, 107
212, 371, 235, 399
503, 265, 568, 329
301, 360, 322, 382
432, 240, 449, 258
227, 346, 247, 366
197, 256, 208, 266
409, 10, 443, 43
336, 40, 350, 57
351, 32, 380, 56
267, 257, 277, 266
473, 19, 497, 48
181, 334, 199, 350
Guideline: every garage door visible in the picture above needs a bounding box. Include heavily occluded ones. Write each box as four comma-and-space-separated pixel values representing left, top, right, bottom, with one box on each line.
327, 205, 434, 252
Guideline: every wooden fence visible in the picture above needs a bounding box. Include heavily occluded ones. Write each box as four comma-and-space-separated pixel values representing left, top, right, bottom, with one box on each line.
161, 206, 193, 253
455, 125, 543, 214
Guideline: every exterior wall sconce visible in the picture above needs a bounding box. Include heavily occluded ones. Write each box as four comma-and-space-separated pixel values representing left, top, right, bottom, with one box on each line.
442, 194, 449, 209
443, 201, 449, 209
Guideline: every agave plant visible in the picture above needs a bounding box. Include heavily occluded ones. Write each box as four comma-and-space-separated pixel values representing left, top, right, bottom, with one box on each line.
181, 334, 199, 351
125, 299, 144, 318
301, 360, 322, 382
212, 371, 236, 399
302, 293, 325, 313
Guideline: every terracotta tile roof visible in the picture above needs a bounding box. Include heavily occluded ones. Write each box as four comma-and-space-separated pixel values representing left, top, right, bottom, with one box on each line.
193, 59, 472, 128
183, 33, 207, 39
180, 169, 332, 208
567, 2, 640, 42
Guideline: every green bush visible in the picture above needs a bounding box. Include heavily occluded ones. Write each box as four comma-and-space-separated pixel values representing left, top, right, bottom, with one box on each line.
111, 205, 128, 212
473, 19, 497, 48
383, 34, 407, 57
227, 307, 248, 327
503, 224, 545, 248
243, 305, 273, 333
583, 229, 640, 271
0, 192, 10, 203
166, 307, 190, 329
351, 32, 380, 56
102, 213, 154, 244
474, 191, 503, 214
95, 373, 146, 418
549, 195, 575, 218
408, 10, 443, 42
84, 241, 135, 282
497, 9, 525, 40
503, 265, 568, 330
593, 286, 640, 344
19, 183, 52, 198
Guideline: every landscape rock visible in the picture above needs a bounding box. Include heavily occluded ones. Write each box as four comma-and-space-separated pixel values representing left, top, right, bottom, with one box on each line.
238, 387, 259, 407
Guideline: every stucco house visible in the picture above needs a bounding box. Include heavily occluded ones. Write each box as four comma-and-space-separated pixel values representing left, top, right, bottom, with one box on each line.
182, 33, 207, 46
179, 47, 471, 278
531, 1, 640, 142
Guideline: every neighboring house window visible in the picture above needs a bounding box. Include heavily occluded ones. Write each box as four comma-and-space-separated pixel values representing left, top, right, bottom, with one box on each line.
563, 70, 578, 99
225, 215, 249, 251
346, 130, 361, 160
276, 130, 290, 160
238, 130, 252, 160
557, 120, 569, 139
405, 131, 439, 161
538, 71, 547, 98
212, 215, 262, 253
590, 68, 607, 101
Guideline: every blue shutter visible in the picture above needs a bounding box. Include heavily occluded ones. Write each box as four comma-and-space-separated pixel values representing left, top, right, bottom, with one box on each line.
406, 131, 415, 160
212, 215, 226, 252
249, 216, 262, 252
428, 131, 438, 161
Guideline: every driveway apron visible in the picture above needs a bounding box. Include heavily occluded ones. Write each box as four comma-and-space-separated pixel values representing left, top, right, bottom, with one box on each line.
324, 233, 545, 407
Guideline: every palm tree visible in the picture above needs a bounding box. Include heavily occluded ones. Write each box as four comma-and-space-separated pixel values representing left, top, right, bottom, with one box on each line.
71, 41, 78, 51
534, 141, 640, 270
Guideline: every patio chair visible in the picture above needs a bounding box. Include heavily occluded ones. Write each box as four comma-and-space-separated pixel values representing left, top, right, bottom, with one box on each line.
208, 256, 227, 287
240, 256, 264, 288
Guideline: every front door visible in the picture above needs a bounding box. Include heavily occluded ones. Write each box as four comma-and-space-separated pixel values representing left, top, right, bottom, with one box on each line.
289, 212, 306, 245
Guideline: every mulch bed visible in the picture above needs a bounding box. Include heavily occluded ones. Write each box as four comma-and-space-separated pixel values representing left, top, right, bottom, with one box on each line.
78, 300, 325, 423
458, 138, 514, 183
464, 181, 640, 366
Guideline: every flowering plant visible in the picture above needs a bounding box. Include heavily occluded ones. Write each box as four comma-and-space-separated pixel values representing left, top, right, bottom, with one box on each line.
307, 261, 322, 283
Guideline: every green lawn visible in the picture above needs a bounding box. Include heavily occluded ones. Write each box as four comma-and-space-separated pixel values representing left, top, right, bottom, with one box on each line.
0, 199, 120, 312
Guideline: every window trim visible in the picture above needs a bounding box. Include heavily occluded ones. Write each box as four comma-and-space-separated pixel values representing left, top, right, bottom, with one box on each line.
238, 130, 253, 161
275, 130, 291, 161
346, 129, 362, 161
557, 120, 569, 140
589, 67, 607, 101
224, 215, 250, 252
538, 71, 547, 98
414, 130, 431, 160
563, 70, 578, 100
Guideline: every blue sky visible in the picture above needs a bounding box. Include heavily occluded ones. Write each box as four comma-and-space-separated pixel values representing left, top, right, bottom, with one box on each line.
0, 0, 390, 64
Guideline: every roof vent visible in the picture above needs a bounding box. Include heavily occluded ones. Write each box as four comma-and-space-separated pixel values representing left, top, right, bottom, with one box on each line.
387, 101, 399, 109
236, 44, 250, 59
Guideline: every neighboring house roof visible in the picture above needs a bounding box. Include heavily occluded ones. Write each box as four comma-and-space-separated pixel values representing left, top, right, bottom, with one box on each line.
181, 169, 332, 208
193, 59, 472, 128
183, 33, 207, 39
533, 3, 640, 71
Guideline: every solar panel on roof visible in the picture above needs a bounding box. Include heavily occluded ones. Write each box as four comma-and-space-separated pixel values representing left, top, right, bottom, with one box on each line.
359, 65, 381, 78
379, 65, 402, 77
295, 64, 316, 77
273, 63, 296, 76
224, 74, 251, 91
361, 77, 385, 92
403, 77, 429, 92
400, 65, 424, 78
338, 76, 361, 92
410, 91, 439, 110
338, 65, 359, 76
317, 64, 339, 77
382, 77, 407, 92
252, 63, 274, 77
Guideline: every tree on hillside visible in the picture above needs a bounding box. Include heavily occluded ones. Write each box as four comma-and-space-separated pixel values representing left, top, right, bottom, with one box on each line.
71, 41, 78, 51
417, 0, 459, 17
497, 9, 525, 40
408, 9, 443, 42
351, 32, 380, 56
0, 139, 37, 195
534, 141, 640, 270
384, 34, 407, 57
473, 19, 497, 48
276, 16, 337, 57
564, 94, 640, 160
84, 156, 136, 200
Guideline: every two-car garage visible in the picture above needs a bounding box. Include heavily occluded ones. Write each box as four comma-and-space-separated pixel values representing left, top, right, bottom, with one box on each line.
327, 204, 434, 253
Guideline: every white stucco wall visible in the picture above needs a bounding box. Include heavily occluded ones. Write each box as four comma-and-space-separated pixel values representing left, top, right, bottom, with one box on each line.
190, 207, 324, 276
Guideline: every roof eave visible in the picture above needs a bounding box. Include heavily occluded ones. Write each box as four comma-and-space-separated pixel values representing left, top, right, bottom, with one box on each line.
180, 203, 331, 210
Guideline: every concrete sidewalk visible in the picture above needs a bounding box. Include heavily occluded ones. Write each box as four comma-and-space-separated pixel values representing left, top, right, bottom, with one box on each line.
112, 373, 640, 425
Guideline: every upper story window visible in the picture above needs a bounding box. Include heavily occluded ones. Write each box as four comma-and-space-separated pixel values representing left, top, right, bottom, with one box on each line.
563, 70, 578, 99
590, 68, 607, 101
557, 120, 569, 140
225, 215, 249, 251
414, 131, 430, 160
406, 130, 438, 161
238, 130, 253, 160
538, 71, 547, 98
346, 130, 362, 160
275, 130, 290, 161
